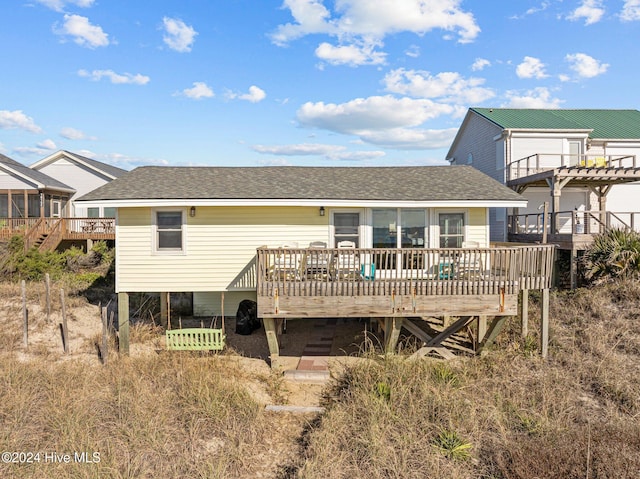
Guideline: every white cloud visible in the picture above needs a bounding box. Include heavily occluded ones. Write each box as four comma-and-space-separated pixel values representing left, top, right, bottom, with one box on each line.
383, 68, 495, 104
567, 0, 605, 25
281, 0, 480, 42
35, 0, 95, 12
315, 41, 386, 66
77, 69, 150, 85
162, 17, 197, 53
620, 0, 640, 21
0, 110, 43, 133
271, 0, 480, 65
228, 85, 267, 103
38, 139, 57, 150
177, 82, 214, 100
55, 14, 109, 48
14, 139, 58, 156
471, 58, 490, 71
405, 45, 420, 58
296, 95, 459, 149
515, 56, 548, 79
565, 53, 609, 78
60, 127, 96, 140
503, 87, 564, 108
510, 2, 551, 19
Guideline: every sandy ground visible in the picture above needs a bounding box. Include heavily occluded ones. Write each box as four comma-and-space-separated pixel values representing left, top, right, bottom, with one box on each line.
0, 291, 376, 408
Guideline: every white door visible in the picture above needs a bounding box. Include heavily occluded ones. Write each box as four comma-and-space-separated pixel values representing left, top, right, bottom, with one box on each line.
52, 200, 61, 218
568, 141, 581, 166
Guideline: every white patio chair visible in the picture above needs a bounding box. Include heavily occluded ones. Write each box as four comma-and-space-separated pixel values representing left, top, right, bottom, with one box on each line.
456, 241, 484, 279
334, 240, 360, 279
273, 242, 303, 280
305, 241, 331, 279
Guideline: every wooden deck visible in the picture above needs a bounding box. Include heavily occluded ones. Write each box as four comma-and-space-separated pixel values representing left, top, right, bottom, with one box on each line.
256, 245, 555, 319
0, 217, 115, 250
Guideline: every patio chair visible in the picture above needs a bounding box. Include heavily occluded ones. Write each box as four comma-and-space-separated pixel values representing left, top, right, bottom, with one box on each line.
334, 240, 360, 280
456, 241, 484, 279
305, 241, 331, 279
272, 242, 304, 280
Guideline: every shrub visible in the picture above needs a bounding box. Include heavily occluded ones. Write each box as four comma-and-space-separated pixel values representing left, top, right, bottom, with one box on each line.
582, 228, 640, 283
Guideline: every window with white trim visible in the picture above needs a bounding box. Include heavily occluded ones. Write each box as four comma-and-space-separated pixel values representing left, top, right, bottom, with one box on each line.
438, 212, 465, 248
156, 211, 184, 251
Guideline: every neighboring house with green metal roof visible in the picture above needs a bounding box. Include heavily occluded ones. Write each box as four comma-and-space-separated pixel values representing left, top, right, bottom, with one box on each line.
76, 165, 527, 320
447, 108, 640, 247
31, 150, 127, 219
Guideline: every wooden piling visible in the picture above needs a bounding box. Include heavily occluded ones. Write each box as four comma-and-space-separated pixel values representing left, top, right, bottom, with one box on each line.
60, 288, 69, 354
45, 273, 51, 323
22, 280, 28, 348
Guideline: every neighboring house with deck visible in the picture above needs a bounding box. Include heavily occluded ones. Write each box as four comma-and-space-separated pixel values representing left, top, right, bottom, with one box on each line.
447, 108, 640, 286
77, 165, 555, 360
0, 152, 122, 250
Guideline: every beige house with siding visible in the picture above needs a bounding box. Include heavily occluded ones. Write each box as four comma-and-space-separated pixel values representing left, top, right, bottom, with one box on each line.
77, 165, 560, 359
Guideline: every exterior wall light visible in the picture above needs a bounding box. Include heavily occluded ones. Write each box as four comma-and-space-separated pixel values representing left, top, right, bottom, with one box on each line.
319, 206, 325, 216
190, 206, 196, 217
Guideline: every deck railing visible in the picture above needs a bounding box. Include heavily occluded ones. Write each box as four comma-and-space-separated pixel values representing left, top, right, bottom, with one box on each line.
256, 245, 555, 299
507, 154, 637, 181
509, 210, 640, 236
0, 217, 115, 250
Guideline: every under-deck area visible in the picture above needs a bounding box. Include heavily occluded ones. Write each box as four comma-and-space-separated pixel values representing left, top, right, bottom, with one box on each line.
255, 245, 555, 359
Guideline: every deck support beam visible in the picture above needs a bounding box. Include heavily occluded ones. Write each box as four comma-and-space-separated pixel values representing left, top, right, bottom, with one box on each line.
117, 292, 129, 355
520, 289, 529, 337
476, 315, 488, 345
477, 316, 508, 354
263, 317, 280, 361
160, 292, 168, 328
384, 317, 404, 354
540, 288, 550, 358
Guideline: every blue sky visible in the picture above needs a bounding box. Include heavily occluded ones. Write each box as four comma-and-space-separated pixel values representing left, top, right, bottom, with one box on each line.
1, 0, 638, 170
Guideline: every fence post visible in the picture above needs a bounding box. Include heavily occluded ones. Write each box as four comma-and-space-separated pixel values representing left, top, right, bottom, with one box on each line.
60, 288, 69, 354
45, 273, 51, 323
22, 280, 28, 348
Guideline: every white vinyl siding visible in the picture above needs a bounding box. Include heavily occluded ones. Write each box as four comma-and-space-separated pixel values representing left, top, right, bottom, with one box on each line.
0, 171, 37, 189
193, 291, 257, 317
37, 158, 112, 217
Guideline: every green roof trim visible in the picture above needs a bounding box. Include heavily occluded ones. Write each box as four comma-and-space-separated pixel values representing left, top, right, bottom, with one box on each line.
471, 108, 640, 139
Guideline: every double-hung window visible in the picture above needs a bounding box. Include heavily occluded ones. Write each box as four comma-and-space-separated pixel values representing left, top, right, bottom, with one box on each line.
156, 211, 184, 252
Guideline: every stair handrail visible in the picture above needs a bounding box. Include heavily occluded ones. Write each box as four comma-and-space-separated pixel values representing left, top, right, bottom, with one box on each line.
23, 217, 45, 251
38, 218, 65, 252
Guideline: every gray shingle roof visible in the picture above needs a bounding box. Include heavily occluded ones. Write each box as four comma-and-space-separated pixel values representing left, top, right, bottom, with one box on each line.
77, 165, 524, 203
0, 154, 75, 192
62, 150, 127, 178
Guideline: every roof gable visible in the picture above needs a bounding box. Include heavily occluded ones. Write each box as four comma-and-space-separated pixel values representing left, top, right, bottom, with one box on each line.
77, 165, 524, 205
31, 150, 127, 179
0, 154, 75, 192
471, 108, 640, 139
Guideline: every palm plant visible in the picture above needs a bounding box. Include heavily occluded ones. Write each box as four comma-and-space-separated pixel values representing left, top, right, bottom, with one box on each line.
582, 228, 640, 282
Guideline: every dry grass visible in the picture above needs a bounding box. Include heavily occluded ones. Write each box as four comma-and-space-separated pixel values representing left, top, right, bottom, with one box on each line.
281, 280, 640, 479
0, 354, 287, 479
1, 277, 640, 478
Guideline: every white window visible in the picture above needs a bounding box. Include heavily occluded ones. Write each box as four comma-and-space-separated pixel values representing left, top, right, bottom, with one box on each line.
155, 210, 184, 252
333, 212, 360, 247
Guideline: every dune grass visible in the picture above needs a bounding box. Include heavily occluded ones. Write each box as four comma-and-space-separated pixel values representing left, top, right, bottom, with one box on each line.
282, 280, 640, 479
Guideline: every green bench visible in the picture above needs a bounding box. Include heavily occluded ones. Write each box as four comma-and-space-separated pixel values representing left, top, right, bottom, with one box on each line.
165, 328, 226, 351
